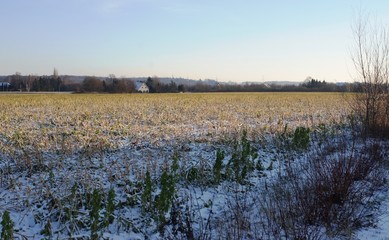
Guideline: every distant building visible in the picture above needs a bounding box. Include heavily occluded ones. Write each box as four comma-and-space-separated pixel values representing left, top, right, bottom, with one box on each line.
135, 81, 149, 93
0, 82, 11, 90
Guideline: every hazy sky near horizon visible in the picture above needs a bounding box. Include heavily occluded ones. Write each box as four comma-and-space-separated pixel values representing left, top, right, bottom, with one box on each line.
1, 1, 389, 82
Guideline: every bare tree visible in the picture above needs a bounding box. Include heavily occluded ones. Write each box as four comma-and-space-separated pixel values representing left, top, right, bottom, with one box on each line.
82, 76, 103, 92
24, 75, 37, 92
10, 72, 22, 91
108, 74, 116, 85
351, 13, 389, 136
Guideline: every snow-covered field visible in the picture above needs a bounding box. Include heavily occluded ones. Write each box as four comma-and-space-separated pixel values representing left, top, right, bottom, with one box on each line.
0, 93, 387, 239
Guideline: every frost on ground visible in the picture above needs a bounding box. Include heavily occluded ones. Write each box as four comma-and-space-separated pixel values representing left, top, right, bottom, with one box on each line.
0, 125, 388, 239
356, 162, 389, 240
0, 93, 388, 239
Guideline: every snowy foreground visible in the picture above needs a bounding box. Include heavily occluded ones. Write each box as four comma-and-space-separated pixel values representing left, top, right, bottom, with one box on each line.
357, 198, 389, 240
0, 126, 388, 240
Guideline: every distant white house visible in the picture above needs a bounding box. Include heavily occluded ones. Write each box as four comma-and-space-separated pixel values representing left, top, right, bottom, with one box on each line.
135, 81, 149, 93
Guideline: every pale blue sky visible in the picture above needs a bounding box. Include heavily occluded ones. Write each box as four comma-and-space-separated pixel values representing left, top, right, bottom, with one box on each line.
1, 0, 389, 82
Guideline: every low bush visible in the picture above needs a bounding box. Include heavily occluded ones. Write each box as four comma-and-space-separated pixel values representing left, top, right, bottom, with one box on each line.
257, 138, 387, 239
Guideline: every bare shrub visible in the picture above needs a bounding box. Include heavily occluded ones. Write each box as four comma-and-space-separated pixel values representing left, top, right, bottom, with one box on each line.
351, 13, 389, 137
215, 184, 254, 240
163, 189, 214, 240
257, 137, 387, 239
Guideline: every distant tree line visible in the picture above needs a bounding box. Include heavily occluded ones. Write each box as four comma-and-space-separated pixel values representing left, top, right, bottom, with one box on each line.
145, 77, 185, 93
144, 76, 353, 93
0, 73, 356, 93
302, 78, 327, 88
184, 81, 352, 92
2, 73, 63, 92
0, 73, 136, 93
81, 75, 135, 93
